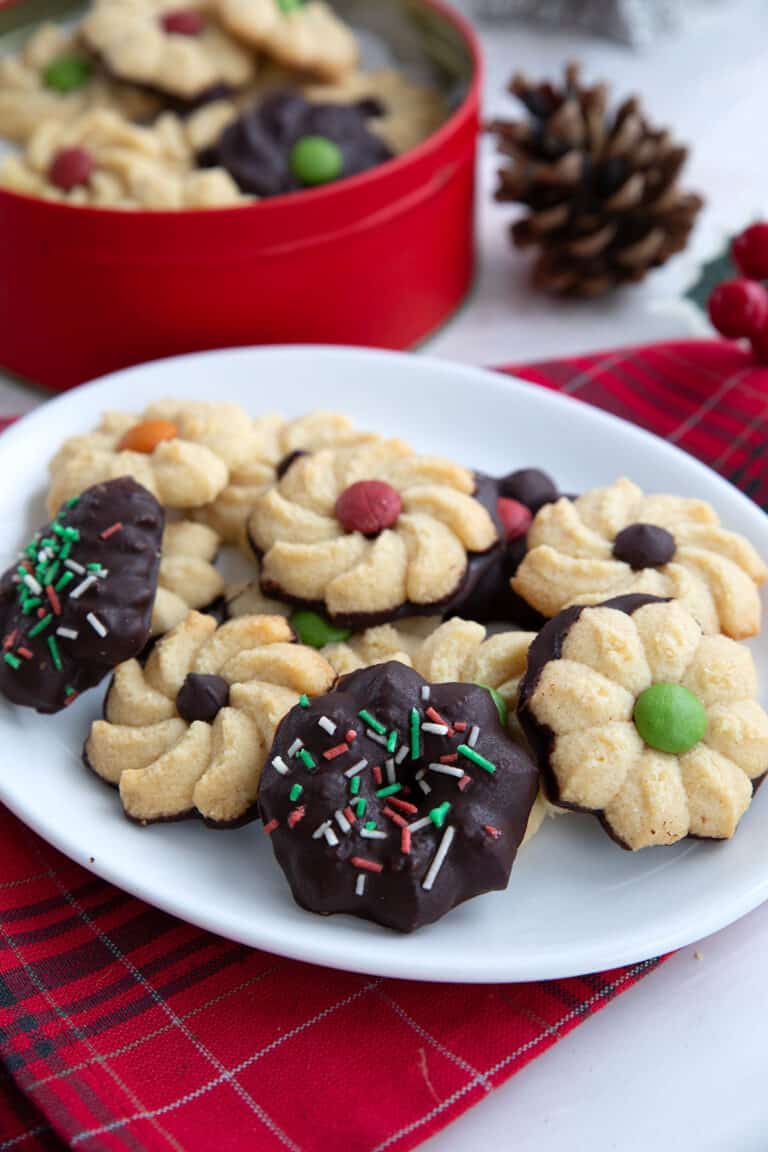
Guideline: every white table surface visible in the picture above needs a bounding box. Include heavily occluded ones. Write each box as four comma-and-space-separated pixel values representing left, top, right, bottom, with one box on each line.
2, 2, 768, 1149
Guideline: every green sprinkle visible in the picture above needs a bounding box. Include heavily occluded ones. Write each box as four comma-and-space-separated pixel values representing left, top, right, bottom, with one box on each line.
375, 783, 402, 799
47, 635, 62, 671
355, 797, 367, 818
63, 527, 79, 542
65, 496, 80, 508
289, 783, 303, 802
477, 684, 508, 726
299, 694, 310, 708
386, 729, 398, 754
21, 597, 41, 615
298, 748, 316, 771
359, 709, 386, 734
44, 561, 60, 586
350, 775, 361, 796
51, 522, 66, 537
55, 571, 74, 592
3, 653, 20, 670
410, 707, 420, 760
86, 562, 102, 572
364, 820, 377, 830
24, 542, 37, 559
59, 540, 72, 560
28, 614, 52, 638
457, 743, 497, 774
429, 801, 452, 829
65, 685, 76, 697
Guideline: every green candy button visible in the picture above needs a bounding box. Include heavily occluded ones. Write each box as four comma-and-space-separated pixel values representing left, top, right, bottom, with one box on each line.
633, 683, 707, 755
289, 135, 343, 186
44, 55, 92, 93
277, 0, 304, 10
477, 684, 508, 727
290, 609, 351, 649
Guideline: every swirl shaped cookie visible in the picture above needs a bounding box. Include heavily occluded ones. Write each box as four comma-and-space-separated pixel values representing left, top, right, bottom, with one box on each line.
84, 610, 336, 824
215, 0, 358, 82
153, 520, 224, 636
247, 438, 499, 626
518, 595, 768, 849
512, 477, 767, 638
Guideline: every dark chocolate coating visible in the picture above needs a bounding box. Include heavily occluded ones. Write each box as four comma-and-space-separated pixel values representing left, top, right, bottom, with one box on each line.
198, 90, 393, 198
276, 450, 307, 480
0, 479, 163, 714
176, 673, 229, 723
259, 662, 539, 932
612, 523, 676, 570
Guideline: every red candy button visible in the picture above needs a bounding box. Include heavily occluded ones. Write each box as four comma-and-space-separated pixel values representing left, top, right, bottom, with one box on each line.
497, 497, 532, 541
161, 8, 205, 35
335, 481, 402, 536
49, 147, 94, 192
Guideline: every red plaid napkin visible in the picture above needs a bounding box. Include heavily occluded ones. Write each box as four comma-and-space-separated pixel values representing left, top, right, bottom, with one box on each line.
1, 339, 766, 1152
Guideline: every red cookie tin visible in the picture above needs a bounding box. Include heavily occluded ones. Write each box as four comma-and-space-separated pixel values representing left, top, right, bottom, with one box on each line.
0, 0, 481, 390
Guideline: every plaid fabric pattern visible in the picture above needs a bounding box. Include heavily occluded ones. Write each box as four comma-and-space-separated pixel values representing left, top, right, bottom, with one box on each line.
0, 338, 765, 1151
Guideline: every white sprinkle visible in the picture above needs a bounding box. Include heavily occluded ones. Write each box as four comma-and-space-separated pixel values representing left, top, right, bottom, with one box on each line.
415, 769, 425, 780
312, 820, 331, 839
422, 722, 449, 735
418, 779, 432, 795
468, 725, 480, 749
335, 808, 351, 834
86, 612, 107, 638
23, 574, 42, 595
69, 575, 96, 600
344, 758, 368, 778
395, 745, 408, 765
10, 575, 19, 585
272, 756, 289, 776
385, 758, 396, 784
318, 716, 337, 735
428, 763, 465, 779
366, 729, 388, 747
422, 825, 455, 891
64, 559, 85, 575
56, 627, 79, 640
408, 817, 432, 834
421, 685, 431, 701
324, 827, 340, 847
355, 873, 367, 897
360, 829, 387, 840
37, 549, 51, 564
287, 738, 303, 757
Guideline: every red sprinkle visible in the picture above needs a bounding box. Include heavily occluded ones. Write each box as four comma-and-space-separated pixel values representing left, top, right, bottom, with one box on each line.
400, 827, 412, 855
457, 776, 471, 791
3, 630, 17, 651
16, 647, 33, 660
372, 765, 383, 787
351, 856, 383, 874
100, 522, 123, 540
322, 742, 349, 760
483, 824, 502, 839
288, 806, 305, 829
454, 722, 467, 732
343, 806, 357, 826
426, 706, 449, 726
263, 818, 279, 835
440, 753, 459, 764
46, 585, 61, 616
37, 607, 46, 619
345, 729, 357, 742
387, 796, 418, 815
383, 806, 407, 828
63, 691, 79, 707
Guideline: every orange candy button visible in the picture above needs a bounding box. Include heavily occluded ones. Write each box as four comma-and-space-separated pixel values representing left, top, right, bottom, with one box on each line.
117, 419, 178, 455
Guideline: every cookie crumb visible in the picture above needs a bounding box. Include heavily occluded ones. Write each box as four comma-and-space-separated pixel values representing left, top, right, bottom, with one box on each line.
89, 856, 95, 864
694, 950, 703, 961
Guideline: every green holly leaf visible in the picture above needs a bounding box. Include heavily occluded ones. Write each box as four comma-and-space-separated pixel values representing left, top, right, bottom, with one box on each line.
684, 243, 736, 314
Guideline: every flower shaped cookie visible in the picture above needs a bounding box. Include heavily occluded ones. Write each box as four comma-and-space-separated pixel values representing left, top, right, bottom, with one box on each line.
512, 477, 767, 638
82, 0, 255, 101
152, 520, 224, 636
1, 108, 244, 209
518, 595, 768, 850
215, 0, 358, 82
85, 610, 336, 824
247, 439, 499, 626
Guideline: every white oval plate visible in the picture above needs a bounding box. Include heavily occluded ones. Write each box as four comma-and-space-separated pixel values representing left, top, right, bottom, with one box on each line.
1, 346, 766, 983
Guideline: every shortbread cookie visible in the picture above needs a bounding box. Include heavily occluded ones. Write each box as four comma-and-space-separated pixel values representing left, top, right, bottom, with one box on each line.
47, 400, 268, 515
259, 661, 539, 931
512, 477, 767, 638
84, 611, 336, 824
216, 0, 358, 82
247, 438, 500, 626
0, 107, 244, 209
197, 89, 392, 196
0, 23, 161, 144
518, 594, 768, 850
82, 0, 255, 101
0, 479, 163, 713
153, 520, 224, 635
195, 410, 377, 544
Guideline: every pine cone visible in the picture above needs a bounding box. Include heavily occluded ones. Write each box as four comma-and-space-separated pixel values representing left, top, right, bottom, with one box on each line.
489, 63, 704, 297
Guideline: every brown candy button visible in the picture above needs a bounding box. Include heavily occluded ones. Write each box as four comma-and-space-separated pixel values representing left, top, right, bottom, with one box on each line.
335, 480, 402, 536
117, 419, 178, 455
160, 8, 205, 35
49, 147, 94, 192
612, 523, 676, 570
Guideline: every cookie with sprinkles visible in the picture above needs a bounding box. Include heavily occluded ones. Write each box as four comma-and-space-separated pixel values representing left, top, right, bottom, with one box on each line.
259, 661, 539, 932
0, 478, 163, 713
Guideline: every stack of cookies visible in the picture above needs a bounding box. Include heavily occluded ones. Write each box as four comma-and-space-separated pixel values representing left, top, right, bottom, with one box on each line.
0, 0, 446, 209
3, 399, 767, 932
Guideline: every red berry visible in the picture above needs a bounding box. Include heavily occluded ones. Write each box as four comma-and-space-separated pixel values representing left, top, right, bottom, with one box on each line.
708, 277, 768, 339
732, 223, 768, 279
161, 8, 205, 35
48, 146, 94, 191
496, 497, 532, 541
749, 327, 768, 364
335, 481, 402, 536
